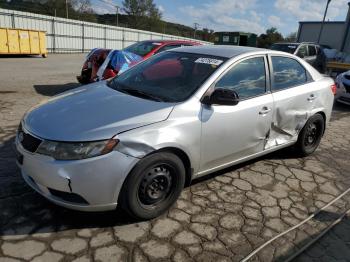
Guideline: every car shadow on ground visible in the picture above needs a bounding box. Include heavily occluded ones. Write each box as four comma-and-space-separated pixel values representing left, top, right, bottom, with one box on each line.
0, 131, 300, 236
191, 147, 302, 187
33, 83, 81, 96
0, 124, 341, 238
0, 54, 44, 59
331, 102, 350, 121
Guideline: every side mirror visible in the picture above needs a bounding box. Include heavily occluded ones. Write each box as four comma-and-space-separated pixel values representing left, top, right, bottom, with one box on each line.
201, 88, 239, 106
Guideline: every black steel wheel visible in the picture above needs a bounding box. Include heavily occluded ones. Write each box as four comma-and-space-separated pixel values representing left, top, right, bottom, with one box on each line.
119, 152, 185, 220
295, 113, 325, 156
138, 164, 173, 206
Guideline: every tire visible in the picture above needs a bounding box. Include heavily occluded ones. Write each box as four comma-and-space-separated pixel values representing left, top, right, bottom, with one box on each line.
295, 113, 325, 157
119, 152, 186, 220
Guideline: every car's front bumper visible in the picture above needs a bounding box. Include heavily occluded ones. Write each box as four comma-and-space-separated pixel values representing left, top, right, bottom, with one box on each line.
15, 137, 139, 212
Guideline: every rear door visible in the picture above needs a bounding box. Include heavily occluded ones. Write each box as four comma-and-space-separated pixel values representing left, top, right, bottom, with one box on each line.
266, 55, 318, 148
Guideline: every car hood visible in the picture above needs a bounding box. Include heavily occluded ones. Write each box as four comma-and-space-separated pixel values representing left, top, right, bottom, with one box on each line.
23, 81, 176, 142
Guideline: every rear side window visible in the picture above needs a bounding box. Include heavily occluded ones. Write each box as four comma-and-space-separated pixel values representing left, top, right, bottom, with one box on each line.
271, 56, 308, 91
296, 45, 308, 57
308, 45, 316, 56
215, 57, 266, 100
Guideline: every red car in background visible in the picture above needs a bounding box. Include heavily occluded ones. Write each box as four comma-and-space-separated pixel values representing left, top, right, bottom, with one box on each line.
124, 40, 201, 59
77, 40, 201, 84
77, 48, 111, 84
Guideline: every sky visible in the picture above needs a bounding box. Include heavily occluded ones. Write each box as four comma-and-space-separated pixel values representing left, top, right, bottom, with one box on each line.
91, 0, 350, 36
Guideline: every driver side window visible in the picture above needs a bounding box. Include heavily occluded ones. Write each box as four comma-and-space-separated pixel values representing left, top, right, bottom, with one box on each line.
215, 57, 267, 100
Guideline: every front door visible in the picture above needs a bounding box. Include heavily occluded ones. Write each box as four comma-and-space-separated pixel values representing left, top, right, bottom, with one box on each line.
199, 56, 273, 172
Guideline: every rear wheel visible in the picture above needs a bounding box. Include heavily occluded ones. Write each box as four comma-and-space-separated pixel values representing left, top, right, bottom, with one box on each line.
295, 113, 325, 156
119, 152, 185, 220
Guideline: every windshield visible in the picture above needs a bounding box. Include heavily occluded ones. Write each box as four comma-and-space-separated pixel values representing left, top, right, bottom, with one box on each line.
124, 41, 161, 56
108, 51, 227, 102
270, 44, 298, 54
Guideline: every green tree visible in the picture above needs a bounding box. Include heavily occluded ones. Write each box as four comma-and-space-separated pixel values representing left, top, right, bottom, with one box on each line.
122, 0, 162, 30
257, 27, 284, 48
285, 31, 297, 42
0, 0, 96, 22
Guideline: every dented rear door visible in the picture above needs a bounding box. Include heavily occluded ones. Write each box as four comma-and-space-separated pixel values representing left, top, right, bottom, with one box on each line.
266, 55, 318, 148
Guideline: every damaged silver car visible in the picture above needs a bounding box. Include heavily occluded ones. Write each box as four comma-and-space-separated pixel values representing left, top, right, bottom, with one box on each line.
15, 45, 334, 219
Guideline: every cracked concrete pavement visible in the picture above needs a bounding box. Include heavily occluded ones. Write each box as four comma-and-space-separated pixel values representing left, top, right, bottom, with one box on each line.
1, 54, 350, 261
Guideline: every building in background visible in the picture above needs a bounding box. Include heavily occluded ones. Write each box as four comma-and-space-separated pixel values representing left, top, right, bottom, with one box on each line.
214, 32, 257, 47
297, 2, 350, 52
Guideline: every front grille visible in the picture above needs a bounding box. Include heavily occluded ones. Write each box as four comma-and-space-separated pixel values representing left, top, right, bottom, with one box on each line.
18, 123, 42, 153
343, 82, 350, 93
48, 188, 89, 205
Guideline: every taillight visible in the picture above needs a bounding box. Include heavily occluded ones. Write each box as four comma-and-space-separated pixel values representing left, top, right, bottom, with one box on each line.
331, 83, 337, 95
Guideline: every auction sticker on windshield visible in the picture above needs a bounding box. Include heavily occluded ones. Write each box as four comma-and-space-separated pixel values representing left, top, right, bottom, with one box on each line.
195, 58, 223, 66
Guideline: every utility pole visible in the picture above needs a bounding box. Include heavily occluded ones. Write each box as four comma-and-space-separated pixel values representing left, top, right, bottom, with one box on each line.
194, 23, 199, 39
317, 0, 332, 44
65, 0, 69, 19
116, 5, 120, 27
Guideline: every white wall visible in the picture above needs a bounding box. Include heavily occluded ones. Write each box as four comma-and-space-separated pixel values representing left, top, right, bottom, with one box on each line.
0, 8, 210, 53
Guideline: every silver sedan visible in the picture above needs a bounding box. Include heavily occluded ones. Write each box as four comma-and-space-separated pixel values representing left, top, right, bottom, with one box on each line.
15, 45, 335, 219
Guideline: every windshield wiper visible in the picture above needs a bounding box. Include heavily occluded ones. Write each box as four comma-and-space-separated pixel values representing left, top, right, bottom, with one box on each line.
120, 88, 164, 102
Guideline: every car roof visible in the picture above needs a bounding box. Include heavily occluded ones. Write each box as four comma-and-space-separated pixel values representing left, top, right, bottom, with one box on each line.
273, 42, 300, 45
172, 45, 267, 58
274, 42, 319, 45
141, 39, 200, 45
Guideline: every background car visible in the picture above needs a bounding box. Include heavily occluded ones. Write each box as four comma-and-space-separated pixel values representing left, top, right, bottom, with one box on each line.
96, 50, 143, 81
77, 48, 111, 84
270, 42, 326, 72
124, 40, 201, 59
77, 40, 201, 84
335, 71, 350, 105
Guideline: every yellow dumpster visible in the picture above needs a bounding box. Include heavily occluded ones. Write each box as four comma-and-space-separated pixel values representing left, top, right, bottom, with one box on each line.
0, 28, 48, 57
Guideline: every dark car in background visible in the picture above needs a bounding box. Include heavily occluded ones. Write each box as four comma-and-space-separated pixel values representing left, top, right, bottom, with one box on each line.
77, 40, 201, 84
270, 42, 327, 73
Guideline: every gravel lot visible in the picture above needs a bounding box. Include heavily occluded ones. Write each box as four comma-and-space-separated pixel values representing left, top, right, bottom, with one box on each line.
1, 54, 350, 262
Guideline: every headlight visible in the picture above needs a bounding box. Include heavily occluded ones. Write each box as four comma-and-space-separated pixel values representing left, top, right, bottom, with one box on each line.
36, 139, 118, 160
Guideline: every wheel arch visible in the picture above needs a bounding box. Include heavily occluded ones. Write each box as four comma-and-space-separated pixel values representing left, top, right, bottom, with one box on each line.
314, 111, 326, 135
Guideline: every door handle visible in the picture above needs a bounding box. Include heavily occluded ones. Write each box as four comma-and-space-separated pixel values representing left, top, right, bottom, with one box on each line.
307, 94, 317, 101
259, 107, 271, 115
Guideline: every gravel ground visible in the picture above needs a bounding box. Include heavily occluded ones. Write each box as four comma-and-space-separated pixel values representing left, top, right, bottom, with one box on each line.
1, 54, 350, 262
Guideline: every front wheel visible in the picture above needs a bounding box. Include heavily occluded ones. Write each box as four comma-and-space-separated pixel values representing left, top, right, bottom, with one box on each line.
119, 152, 185, 220
294, 113, 325, 157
